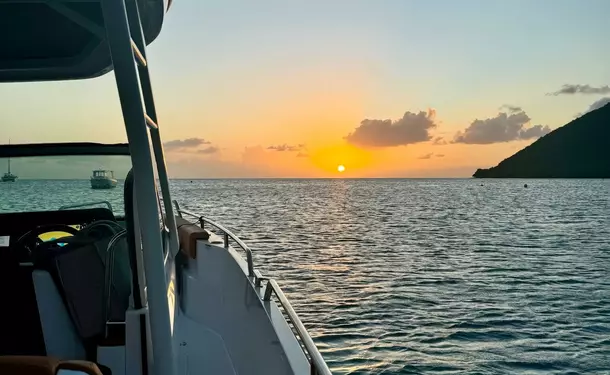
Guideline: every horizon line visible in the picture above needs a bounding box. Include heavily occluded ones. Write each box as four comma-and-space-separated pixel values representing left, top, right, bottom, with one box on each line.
7, 176, 476, 180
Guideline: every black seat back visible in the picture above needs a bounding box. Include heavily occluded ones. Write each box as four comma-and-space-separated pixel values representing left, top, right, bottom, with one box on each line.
41, 222, 130, 340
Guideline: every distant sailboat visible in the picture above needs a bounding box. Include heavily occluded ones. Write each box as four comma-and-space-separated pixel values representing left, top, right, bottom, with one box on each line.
1, 140, 17, 182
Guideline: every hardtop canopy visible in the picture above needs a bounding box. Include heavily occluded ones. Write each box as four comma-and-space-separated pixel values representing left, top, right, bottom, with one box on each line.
0, 0, 171, 82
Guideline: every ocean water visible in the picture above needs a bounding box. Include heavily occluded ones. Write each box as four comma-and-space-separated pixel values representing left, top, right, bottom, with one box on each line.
2, 178, 610, 374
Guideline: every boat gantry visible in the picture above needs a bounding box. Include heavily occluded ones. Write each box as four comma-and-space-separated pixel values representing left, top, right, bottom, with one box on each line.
0, 0, 332, 374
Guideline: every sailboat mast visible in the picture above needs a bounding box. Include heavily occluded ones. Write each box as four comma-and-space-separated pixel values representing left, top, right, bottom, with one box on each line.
6, 139, 9, 174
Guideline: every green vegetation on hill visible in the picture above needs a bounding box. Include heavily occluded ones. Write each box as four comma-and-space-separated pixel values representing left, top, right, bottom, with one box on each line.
473, 103, 610, 178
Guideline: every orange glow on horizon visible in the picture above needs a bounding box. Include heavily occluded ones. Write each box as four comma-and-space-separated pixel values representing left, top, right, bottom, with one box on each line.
309, 143, 374, 176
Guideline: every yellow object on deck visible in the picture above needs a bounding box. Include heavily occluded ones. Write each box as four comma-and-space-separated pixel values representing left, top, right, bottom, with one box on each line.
37, 225, 81, 242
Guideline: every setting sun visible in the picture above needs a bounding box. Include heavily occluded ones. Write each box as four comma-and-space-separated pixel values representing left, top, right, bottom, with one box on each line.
337, 165, 346, 173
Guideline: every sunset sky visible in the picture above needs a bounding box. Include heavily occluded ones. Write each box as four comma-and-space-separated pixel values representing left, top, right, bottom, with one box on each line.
1, 0, 609, 178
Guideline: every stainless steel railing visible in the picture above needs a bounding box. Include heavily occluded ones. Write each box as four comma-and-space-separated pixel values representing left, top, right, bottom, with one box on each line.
59, 200, 114, 212
172, 200, 254, 277
263, 279, 333, 375
171, 200, 332, 375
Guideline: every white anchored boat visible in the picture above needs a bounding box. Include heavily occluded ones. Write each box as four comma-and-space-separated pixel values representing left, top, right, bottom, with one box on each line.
0, 1, 331, 374
91, 169, 118, 189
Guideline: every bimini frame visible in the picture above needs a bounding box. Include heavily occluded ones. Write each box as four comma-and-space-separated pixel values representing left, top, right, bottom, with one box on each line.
100, 0, 179, 374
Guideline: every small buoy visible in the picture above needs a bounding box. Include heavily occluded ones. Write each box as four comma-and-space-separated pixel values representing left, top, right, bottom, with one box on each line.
524, 184, 528, 188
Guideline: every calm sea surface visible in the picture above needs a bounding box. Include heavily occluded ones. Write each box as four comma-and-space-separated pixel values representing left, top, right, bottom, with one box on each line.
2, 179, 610, 374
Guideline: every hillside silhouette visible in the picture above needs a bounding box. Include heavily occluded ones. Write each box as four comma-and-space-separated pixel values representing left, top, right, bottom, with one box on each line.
473, 103, 610, 178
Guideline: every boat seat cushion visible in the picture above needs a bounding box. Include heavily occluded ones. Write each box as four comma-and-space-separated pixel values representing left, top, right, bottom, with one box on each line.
0, 356, 105, 375
32, 270, 86, 360
176, 216, 209, 259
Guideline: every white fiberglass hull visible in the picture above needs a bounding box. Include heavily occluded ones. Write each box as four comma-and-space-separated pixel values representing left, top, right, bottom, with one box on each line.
171, 231, 312, 374
91, 177, 118, 189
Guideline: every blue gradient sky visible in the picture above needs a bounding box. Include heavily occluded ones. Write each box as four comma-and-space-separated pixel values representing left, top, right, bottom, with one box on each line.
1, 0, 608, 177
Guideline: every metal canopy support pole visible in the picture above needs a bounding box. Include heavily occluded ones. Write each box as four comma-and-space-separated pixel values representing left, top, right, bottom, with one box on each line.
124, 0, 180, 258
100, 0, 176, 374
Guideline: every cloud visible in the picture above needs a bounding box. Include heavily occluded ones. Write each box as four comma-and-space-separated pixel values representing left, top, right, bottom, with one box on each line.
518, 124, 551, 139
344, 109, 437, 147
432, 136, 447, 145
574, 97, 610, 118
164, 138, 211, 151
547, 84, 610, 96
500, 104, 523, 113
267, 144, 305, 152
267, 144, 310, 158
418, 153, 444, 160
586, 97, 610, 113
163, 138, 222, 156
197, 146, 220, 155
454, 109, 551, 144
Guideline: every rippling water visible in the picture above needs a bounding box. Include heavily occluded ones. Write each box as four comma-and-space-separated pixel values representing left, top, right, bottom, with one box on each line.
2, 179, 610, 374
